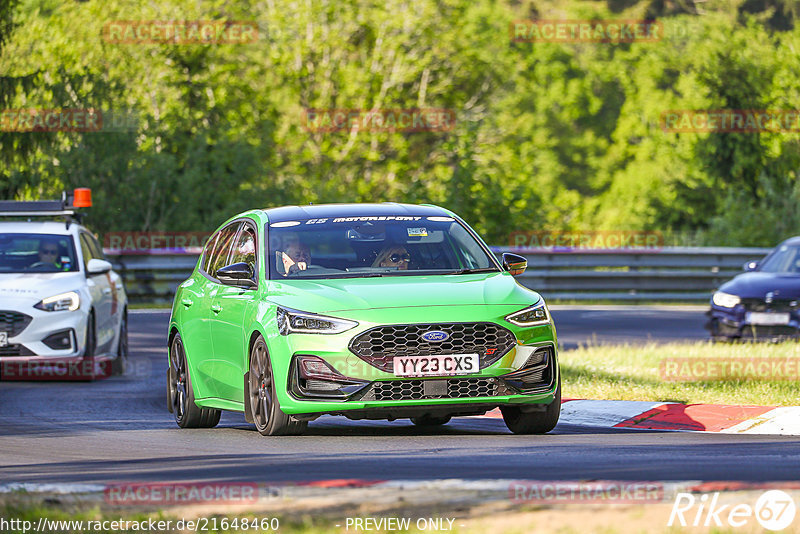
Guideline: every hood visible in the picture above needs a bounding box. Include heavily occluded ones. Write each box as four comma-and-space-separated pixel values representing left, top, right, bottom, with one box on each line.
0, 272, 86, 303
719, 272, 800, 300
266, 272, 539, 313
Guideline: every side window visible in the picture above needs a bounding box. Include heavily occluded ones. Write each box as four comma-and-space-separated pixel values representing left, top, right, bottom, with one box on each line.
87, 233, 105, 260
201, 231, 221, 274
230, 223, 257, 275
79, 233, 94, 268
207, 223, 241, 278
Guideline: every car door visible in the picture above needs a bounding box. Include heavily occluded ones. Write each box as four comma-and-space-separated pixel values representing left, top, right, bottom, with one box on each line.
79, 232, 113, 353
182, 223, 240, 399
210, 221, 257, 403
85, 232, 122, 351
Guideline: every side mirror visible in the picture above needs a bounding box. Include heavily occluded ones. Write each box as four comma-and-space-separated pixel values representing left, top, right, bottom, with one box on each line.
86, 258, 112, 275
743, 260, 759, 272
502, 252, 527, 276
217, 262, 256, 288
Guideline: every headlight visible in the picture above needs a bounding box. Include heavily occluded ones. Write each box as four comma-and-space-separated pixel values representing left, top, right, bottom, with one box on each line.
276, 307, 358, 335
712, 291, 741, 308
505, 300, 550, 327
34, 291, 81, 312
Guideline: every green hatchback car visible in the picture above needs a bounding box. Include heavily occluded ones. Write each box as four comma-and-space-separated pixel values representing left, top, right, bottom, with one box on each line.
167, 203, 560, 435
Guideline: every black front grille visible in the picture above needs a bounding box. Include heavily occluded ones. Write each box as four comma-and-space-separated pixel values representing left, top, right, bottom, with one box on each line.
0, 311, 32, 337
0, 344, 35, 357
741, 299, 799, 313
361, 378, 499, 402
349, 322, 516, 373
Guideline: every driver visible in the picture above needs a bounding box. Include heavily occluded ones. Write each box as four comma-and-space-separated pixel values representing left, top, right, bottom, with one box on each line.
280, 240, 311, 276
372, 245, 410, 270
31, 240, 60, 270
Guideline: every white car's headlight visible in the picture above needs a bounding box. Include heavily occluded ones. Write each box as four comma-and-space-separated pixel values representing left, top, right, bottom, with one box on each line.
276, 307, 358, 335
712, 291, 741, 308
34, 291, 81, 312
505, 300, 551, 327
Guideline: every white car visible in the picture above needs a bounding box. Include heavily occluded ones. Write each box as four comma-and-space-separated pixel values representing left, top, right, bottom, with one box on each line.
0, 193, 128, 380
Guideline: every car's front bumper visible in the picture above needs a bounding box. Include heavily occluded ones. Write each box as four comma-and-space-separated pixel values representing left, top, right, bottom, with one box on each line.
707, 304, 800, 340
0, 296, 94, 380
1, 310, 88, 357
275, 323, 558, 416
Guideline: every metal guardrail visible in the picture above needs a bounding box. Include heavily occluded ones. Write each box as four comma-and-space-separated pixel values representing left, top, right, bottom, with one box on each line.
106, 246, 773, 303
492, 247, 771, 301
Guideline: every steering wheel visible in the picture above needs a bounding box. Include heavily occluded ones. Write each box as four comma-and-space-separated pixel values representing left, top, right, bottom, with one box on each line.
29, 261, 57, 271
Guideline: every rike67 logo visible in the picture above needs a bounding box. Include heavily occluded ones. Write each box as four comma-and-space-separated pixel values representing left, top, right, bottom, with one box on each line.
669, 490, 797, 531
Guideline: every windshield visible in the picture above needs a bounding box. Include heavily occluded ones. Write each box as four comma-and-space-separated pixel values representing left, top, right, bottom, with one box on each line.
758, 244, 800, 274
0, 233, 79, 273
266, 215, 498, 279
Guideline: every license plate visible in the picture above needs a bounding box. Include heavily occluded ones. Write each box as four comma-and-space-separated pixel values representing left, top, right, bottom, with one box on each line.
0, 332, 6, 347
746, 312, 791, 325
393, 353, 479, 377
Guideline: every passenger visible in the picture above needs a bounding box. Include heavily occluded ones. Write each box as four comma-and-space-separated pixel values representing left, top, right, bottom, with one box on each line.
373, 245, 410, 271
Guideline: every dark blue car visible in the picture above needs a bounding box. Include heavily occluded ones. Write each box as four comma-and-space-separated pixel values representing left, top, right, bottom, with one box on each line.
708, 237, 800, 341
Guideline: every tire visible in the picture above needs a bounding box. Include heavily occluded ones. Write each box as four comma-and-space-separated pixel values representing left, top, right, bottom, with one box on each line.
79, 311, 97, 381
168, 333, 221, 428
111, 311, 129, 376
248, 336, 307, 436
501, 377, 561, 435
410, 415, 452, 426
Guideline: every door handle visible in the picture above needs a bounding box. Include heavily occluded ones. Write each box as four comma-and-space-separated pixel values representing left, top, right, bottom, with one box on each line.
181, 298, 193, 308
211, 304, 223, 313
102, 288, 112, 295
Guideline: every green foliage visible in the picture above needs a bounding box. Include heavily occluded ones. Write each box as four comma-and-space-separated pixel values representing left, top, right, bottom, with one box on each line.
2, 0, 800, 244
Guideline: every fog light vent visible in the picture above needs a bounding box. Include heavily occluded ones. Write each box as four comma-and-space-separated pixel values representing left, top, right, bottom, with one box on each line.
42, 329, 74, 350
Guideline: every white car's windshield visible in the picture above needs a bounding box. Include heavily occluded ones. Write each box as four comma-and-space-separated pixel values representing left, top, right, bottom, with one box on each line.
0, 233, 79, 273
267, 216, 498, 279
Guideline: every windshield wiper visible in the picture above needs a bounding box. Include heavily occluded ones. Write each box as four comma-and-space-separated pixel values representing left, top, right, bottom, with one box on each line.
446, 267, 500, 275
328, 272, 384, 279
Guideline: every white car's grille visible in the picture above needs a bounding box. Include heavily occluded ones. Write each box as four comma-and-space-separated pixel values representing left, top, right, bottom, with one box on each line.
0, 311, 33, 337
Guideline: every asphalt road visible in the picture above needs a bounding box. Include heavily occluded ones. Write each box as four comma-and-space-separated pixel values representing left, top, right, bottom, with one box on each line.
2, 308, 799, 486
551, 305, 709, 348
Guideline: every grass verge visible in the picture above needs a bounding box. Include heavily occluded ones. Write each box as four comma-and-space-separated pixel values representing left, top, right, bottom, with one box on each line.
561, 341, 800, 405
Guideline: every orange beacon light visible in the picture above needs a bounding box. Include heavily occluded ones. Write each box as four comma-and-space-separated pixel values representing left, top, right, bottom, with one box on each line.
72, 188, 92, 208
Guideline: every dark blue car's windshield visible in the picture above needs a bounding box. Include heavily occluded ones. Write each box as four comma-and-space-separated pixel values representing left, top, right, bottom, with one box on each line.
266, 215, 498, 279
759, 244, 800, 274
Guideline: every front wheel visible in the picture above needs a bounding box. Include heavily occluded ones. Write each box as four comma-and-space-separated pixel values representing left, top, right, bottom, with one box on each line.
248, 337, 307, 436
501, 377, 561, 435
111, 311, 129, 376
168, 333, 220, 428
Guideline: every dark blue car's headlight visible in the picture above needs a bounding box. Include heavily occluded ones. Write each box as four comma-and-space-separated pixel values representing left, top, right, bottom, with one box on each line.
712, 291, 740, 308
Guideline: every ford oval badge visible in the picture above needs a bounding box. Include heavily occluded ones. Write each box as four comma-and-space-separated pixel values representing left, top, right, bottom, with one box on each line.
421, 330, 449, 343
